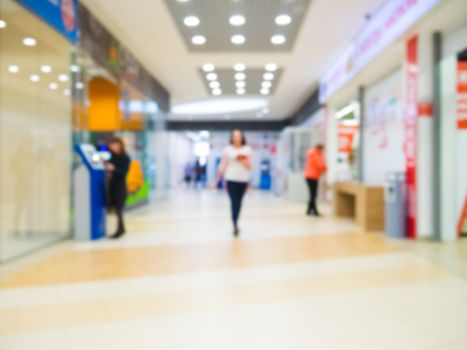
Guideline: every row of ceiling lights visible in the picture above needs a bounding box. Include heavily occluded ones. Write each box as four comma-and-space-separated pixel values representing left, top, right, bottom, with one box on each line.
1, 20, 84, 96
6, 63, 83, 96
202, 63, 278, 96
176, 1, 292, 46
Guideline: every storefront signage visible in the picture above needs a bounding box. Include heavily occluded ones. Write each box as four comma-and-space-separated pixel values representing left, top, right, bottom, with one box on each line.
18, 0, 78, 43
457, 62, 467, 130
404, 36, 418, 239
338, 125, 359, 154
79, 4, 170, 112
319, 0, 440, 103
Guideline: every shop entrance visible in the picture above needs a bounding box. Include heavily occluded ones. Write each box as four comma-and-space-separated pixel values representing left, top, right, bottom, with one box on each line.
439, 46, 467, 240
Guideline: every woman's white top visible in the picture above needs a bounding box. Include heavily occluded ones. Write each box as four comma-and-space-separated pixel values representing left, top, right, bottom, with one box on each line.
224, 145, 252, 183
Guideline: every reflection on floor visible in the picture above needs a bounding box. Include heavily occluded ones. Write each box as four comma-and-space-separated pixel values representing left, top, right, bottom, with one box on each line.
1, 189, 467, 349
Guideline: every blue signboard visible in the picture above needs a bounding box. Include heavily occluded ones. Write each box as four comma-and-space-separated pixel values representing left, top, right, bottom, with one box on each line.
18, 0, 79, 43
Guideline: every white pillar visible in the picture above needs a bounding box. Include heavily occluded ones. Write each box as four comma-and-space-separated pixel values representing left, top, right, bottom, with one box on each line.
416, 33, 435, 239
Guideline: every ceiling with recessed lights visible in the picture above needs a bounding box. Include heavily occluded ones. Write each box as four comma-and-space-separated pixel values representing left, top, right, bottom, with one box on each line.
199, 67, 283, 96
1, 1, 75, 99
164, 0, 311, 52
79, 0, 384, 121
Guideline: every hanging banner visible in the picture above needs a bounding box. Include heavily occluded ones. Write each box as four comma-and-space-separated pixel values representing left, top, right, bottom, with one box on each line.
18, 0, 78, 43
320, 0, 440, 103
458, 62, 467, 130
404, 36, 418, 239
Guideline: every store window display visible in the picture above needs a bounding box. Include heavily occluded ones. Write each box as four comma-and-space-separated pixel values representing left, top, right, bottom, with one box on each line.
0, 0, 73, 261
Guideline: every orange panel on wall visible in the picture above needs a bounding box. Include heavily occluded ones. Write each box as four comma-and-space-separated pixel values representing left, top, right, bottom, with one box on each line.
88, 77, 121, 131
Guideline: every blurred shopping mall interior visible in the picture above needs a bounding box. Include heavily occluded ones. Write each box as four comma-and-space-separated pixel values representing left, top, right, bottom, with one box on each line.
0, 0, 467, 349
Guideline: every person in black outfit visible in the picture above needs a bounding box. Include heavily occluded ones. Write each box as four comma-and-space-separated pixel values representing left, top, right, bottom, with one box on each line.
105, 138, 131, 239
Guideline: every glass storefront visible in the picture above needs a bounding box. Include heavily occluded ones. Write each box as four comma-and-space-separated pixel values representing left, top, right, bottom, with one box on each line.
0, 0, 73, 261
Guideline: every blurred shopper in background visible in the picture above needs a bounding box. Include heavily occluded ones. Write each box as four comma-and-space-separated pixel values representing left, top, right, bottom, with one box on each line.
214, 129, 252, 237
106, 138, 131, 239
183, 161, 193, 187
304, 144, 327, 217
194, 159, 208, 189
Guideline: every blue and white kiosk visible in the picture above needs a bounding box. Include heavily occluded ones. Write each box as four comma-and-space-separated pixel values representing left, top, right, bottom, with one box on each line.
74, 144, 107, 240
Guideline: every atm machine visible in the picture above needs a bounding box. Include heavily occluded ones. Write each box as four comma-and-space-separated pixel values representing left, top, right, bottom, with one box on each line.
73, 144, 107, 240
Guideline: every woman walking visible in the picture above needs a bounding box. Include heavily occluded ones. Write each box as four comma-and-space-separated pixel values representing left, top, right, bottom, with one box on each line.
105, 137, 131, 239
214, 129, 252, 237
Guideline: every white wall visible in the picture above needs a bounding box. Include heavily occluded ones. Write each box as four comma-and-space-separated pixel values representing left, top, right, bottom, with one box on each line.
363, 69, 405, 186
416, 33, 435, 239
444, 20, 467, 59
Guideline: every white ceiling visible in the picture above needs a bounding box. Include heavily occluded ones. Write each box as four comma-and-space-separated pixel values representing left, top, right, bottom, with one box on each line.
80, 0, 383, 121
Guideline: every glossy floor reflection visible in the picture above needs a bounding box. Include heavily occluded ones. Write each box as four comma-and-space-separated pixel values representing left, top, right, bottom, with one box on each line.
0, 189, 467, 349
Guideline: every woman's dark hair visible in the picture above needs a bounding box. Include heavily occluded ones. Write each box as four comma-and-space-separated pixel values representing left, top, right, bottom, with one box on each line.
230, 129, 247, 146
108, 137, 127, 155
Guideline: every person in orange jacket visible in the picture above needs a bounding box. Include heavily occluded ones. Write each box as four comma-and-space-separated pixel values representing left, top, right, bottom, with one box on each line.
304, 144, 327, 216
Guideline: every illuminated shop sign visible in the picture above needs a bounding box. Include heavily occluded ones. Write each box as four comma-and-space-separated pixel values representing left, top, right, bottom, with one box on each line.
319, 0, 440, 103
18, 0, 78, 43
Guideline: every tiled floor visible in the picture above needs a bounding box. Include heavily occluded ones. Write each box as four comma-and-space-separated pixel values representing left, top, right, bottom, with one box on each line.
1, 189, 467, 349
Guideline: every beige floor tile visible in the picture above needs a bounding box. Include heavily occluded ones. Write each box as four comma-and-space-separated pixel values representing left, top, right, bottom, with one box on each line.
0, 189, 466, 349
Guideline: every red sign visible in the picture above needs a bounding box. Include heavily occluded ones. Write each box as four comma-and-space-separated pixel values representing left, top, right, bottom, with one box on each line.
404, 36, 418, 239
61, 0, 77, 32
338, 125, 358, 154
458, 62, 467, 130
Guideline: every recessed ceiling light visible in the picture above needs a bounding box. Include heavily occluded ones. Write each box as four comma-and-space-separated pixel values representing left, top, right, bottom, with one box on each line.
234, 63, 246, 71
70, 65, 80, 73
76, 82, 84, 89
58, 74, 68, 82
212, 88, 222, 96
0, 20, 7, 29
209, 81, 220, 89
184, 16, 200, 27
41, 65, 52, 73
192, 35, 206, 45
271, 35, 286, 45
202, 63, 215, 72
229, 15, 246, 26
231, 34, 246, 45
262, 81, 272, 88
275, 15, 292, 26
236, 81, 246, 88
237, 88, 246, 95
30, 74, 40, 82
8, 65, 20, 73
206, 73, 218, 81
265, 63, 277, 72
49, 82, 58, 90
63, 89, 71, 96
260, 88, 270, 95
235, 73, 246, 81
177, 0, 190, 2
263, 73, 274, 81
23, 37, 37, 46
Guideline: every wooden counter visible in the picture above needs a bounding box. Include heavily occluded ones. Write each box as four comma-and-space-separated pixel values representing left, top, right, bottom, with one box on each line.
334, 181, 385, 231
